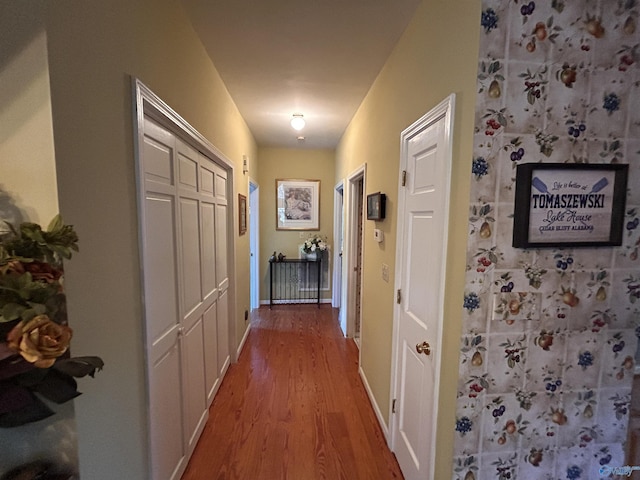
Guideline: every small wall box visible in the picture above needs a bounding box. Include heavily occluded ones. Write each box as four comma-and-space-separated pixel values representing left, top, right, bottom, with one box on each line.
367, 192, 386, 220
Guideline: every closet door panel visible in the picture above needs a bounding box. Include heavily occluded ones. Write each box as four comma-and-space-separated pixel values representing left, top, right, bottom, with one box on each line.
203, 302, 219, 404
183, 317, 207, 451
215, 203, 228, 293
200, 164, 215, 197
179, 198, 202, 323
200, 202, 217, 301
149, 344, 184, 480
143, 194, 179, 357
177, 141, 198, 192
143, 120, 174, 188
216, 289, 229, 377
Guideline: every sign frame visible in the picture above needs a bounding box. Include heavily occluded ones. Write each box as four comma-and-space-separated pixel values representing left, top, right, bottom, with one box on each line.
513, 163, 628, 248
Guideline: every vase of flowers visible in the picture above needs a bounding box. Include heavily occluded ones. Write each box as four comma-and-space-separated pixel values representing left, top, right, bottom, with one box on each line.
0, 215, 103, 428
301, 234, 328, 261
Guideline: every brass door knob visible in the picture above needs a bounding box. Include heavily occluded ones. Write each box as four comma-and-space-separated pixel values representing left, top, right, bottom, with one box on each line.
416, 341, 431, 355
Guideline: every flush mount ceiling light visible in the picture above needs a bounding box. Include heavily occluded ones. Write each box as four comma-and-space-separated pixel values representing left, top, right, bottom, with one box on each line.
290, 113, 305, 131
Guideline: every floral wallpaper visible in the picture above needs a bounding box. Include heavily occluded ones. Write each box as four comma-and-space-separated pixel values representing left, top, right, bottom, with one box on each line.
454, 1, 640, 479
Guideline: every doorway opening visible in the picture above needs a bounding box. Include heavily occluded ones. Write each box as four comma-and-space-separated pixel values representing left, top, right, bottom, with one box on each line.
353, 177, 364, 347
333, 182, 344, 328
342, 165, 366, 348
249, 180, 259, 310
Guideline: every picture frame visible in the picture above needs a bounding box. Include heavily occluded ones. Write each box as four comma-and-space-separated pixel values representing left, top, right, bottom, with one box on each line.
276, 179, 320, 230
366, 192, 386, 221
238, 193, 247, 236
513, 163, 628, 248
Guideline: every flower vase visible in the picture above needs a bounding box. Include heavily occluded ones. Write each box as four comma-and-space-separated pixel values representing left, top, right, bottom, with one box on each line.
305, 251, 318, 261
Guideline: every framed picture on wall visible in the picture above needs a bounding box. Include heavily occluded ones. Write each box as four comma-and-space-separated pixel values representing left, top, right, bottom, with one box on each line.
276, 179, 320, 230
366, 192, 386, 220
513, 163, 629, 248
238, 194, 247, 235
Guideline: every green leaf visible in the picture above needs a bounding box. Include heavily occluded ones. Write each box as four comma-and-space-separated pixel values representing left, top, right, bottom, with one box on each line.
26, 302, 46, 316
19, 308, 40, 322
15, 272, 32, 290
20, 224, 45, 244
47, 214, 64, 233
1, 303, 25, 322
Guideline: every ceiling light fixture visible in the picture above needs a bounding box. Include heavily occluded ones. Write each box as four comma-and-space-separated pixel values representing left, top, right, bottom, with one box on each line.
290, 113, 305, 131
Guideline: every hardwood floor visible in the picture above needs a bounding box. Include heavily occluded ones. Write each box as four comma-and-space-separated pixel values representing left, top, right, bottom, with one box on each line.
181, 305, 404, 480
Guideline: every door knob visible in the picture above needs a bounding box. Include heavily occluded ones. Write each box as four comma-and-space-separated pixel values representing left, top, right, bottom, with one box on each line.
416, 341, 431, 355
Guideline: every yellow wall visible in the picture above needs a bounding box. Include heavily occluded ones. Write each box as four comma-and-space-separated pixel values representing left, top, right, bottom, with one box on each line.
257, 147, 335, 302
43, 0, 256, 477
0, 2, 78, 475
0, 3, 58, 226
335, 0, 480, 477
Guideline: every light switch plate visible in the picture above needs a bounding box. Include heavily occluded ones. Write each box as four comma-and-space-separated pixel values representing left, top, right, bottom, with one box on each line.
382, 263, 389, 282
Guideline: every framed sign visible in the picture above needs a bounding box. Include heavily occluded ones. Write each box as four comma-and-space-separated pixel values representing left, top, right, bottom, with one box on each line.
276, 179, 320, 230
513, 163, 628, 248
366, 192, 386, 220
238, 194, 247, 235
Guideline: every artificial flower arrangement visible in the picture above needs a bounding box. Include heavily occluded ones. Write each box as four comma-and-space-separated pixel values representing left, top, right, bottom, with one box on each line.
0, 215, 103, 428
301, 234, 328, 254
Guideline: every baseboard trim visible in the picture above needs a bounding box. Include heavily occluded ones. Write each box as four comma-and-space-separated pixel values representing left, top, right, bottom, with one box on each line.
237, 322, 251, 358
359, 365, 390, 445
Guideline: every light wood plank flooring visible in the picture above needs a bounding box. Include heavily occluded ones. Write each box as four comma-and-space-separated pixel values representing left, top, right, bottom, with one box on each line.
181, 305, 404, 480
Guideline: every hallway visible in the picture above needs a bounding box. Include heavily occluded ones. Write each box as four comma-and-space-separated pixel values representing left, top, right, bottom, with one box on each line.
180, 305, 404, 480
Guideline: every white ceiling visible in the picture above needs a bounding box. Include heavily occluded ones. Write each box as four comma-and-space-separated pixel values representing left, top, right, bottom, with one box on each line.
181, 0, 421, 149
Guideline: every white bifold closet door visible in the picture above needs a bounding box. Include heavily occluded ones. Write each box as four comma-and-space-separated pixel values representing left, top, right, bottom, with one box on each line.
139, 117, 229, 480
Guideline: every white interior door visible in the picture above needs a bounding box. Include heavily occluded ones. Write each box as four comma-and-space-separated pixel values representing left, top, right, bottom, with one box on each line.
139, 117, 229, 480
141, 120, 186, 480
214, 171, 230, 377
391, 95, 454, 480
176, 139, 208, 455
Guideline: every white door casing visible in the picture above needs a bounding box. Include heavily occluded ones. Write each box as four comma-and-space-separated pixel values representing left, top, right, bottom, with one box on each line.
332, 182, 344, 313
134, 79, 236, 480
249, 180, 259, 310
342, 165, 366, 340
391, 95, 455, 480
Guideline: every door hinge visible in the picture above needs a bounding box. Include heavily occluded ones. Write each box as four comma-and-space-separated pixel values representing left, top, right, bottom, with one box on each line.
396, 289, 401, 304
392, 398, 397, 414
401, 170, 407, 187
